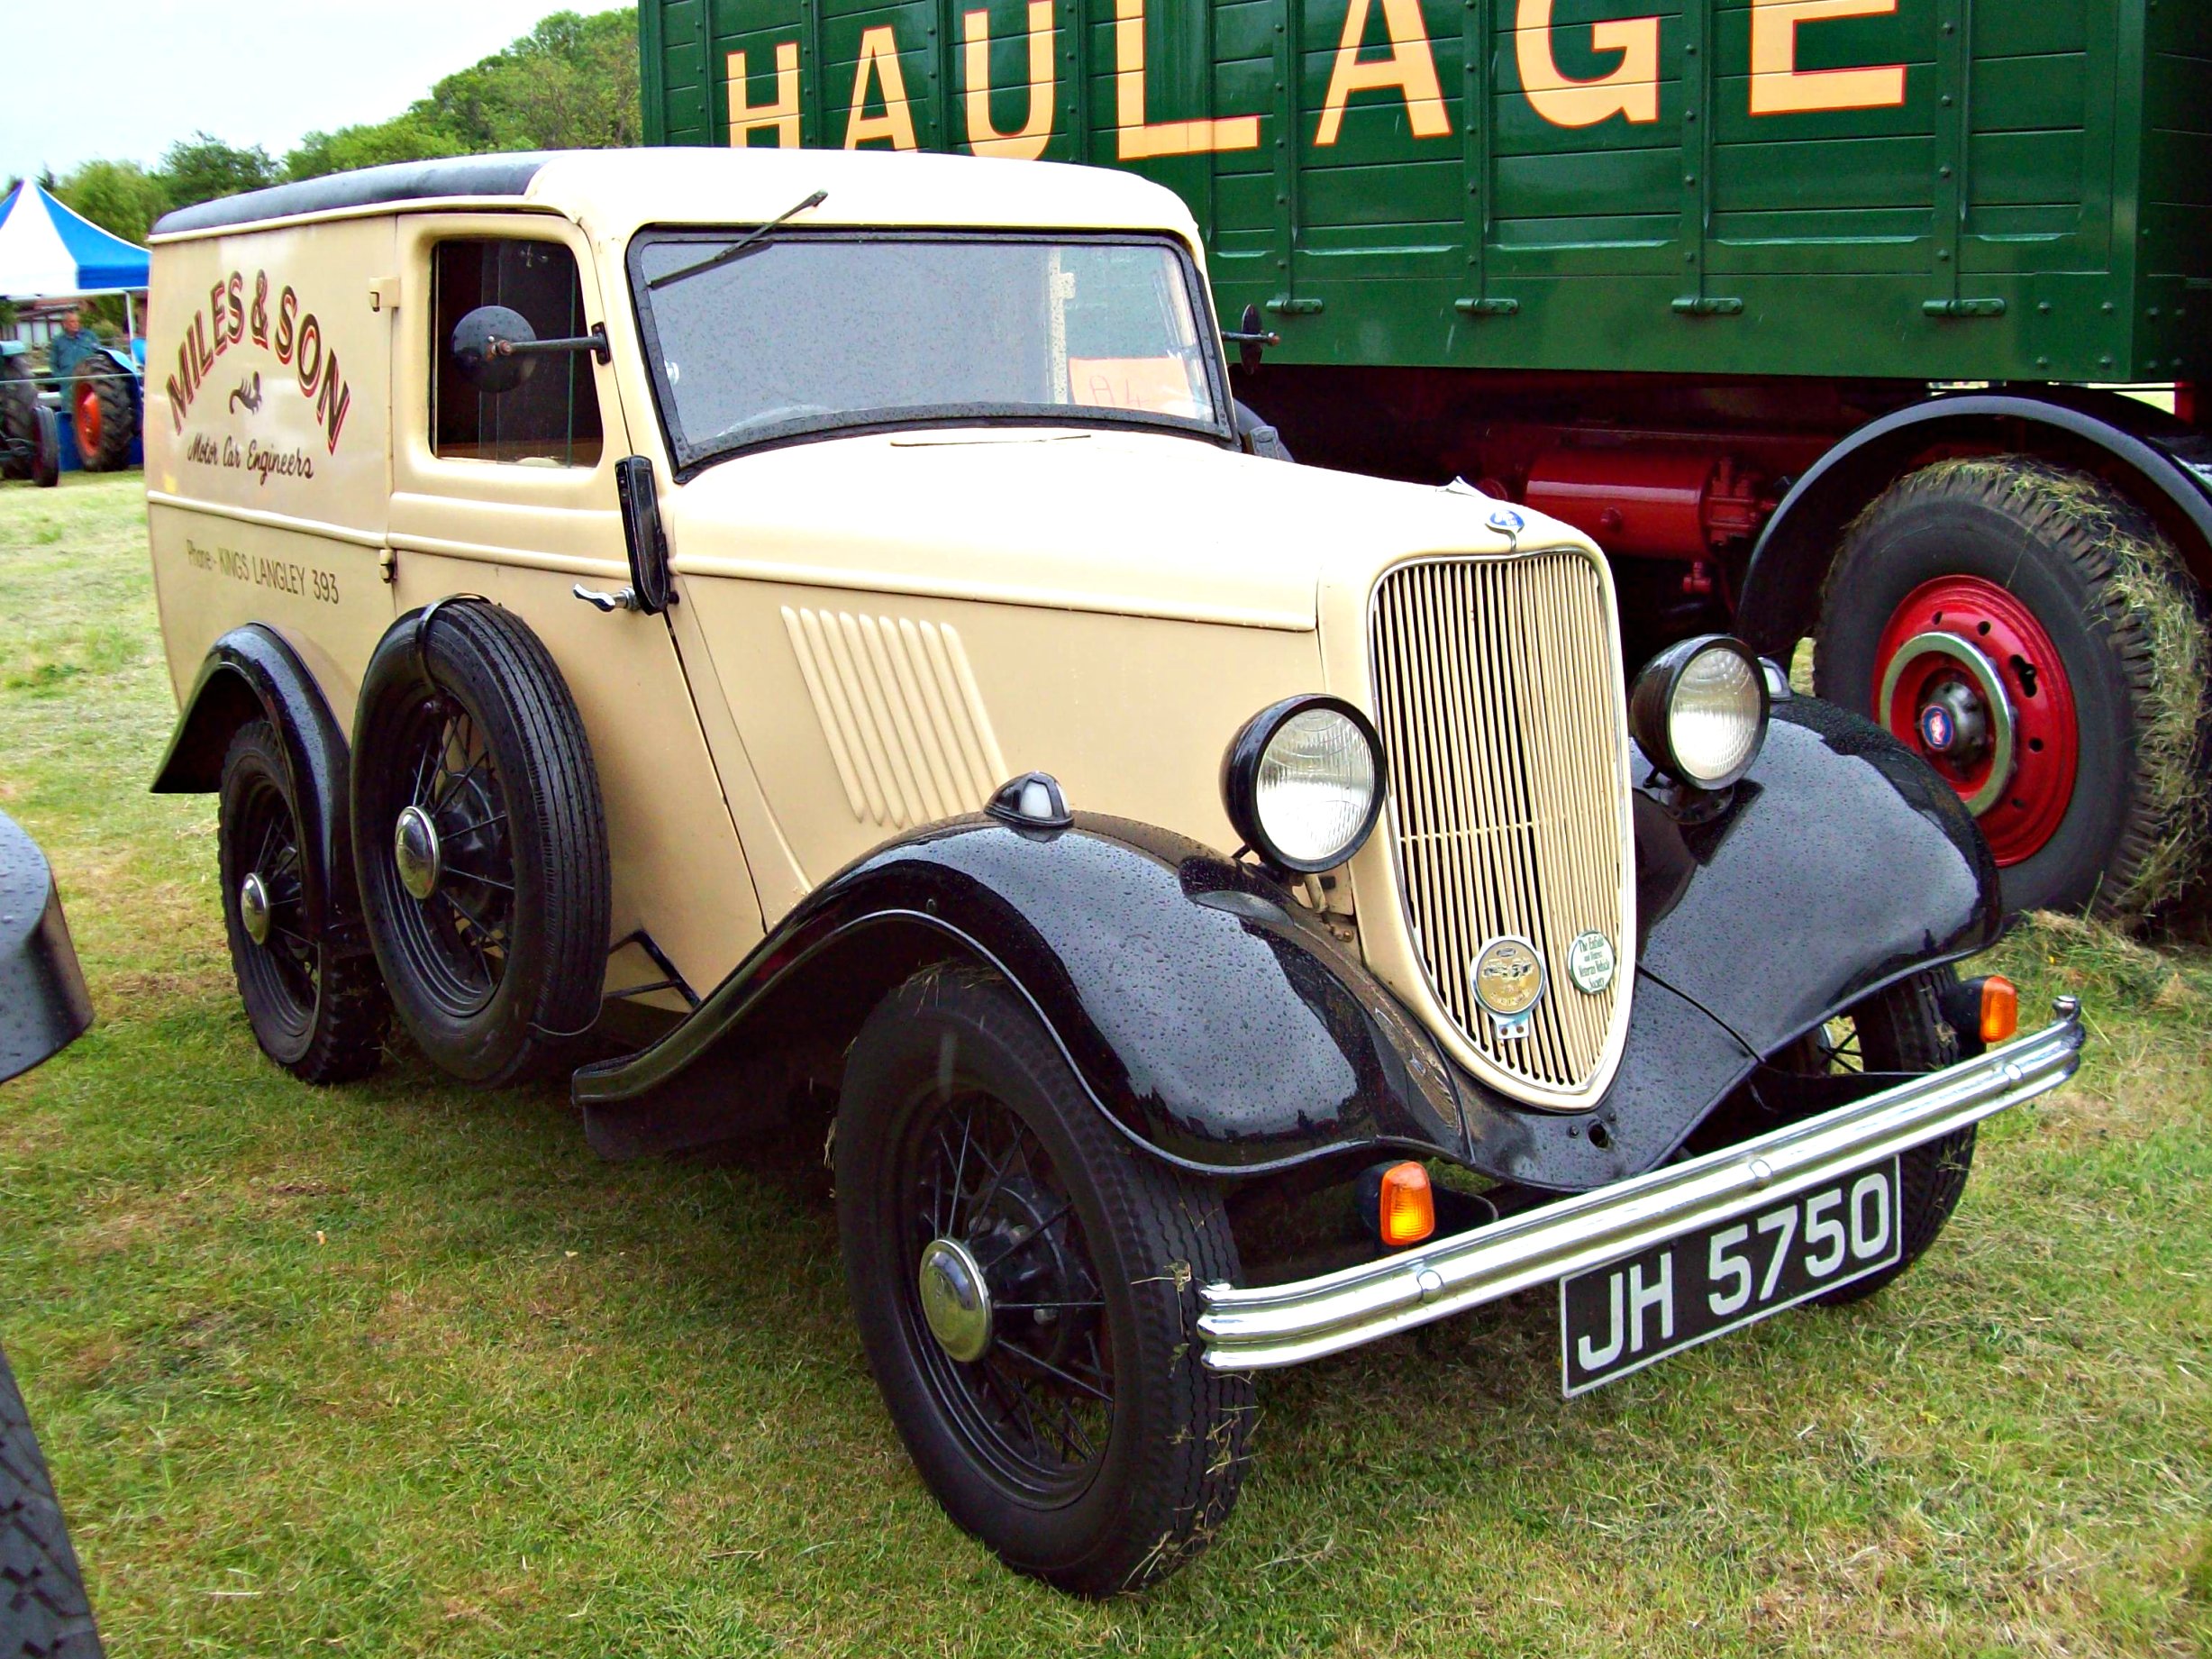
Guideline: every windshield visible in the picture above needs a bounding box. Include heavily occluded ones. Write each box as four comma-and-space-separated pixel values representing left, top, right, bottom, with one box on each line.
630, 231, 1230, 470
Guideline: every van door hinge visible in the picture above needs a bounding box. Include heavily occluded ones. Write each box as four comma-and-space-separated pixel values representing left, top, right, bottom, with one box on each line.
368, 277, 401, 314
1924, 297, 2007, 318
1265, 296, 1324, 316
378, 548, 396, 584
1454, 297, 1520, 316
1671, 296, 1744, 316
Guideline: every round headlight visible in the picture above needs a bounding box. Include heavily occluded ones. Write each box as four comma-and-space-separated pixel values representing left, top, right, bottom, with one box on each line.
1222, 696, 1385, 874
1629, 634, 1770, 790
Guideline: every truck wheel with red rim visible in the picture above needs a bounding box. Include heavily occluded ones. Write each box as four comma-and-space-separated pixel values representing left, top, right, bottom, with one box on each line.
1815, 457, 2208, 919
68, 356, 134, 473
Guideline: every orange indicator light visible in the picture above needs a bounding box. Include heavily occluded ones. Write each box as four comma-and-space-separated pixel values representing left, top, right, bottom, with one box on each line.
1377, 1162, 1435, 1249
1980, 975, 2018, 1045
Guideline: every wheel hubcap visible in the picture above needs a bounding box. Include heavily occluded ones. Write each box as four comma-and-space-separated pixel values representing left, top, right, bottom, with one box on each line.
1874, 577, 2079, 867
918, 1236, 995, 1363
238, 871, 273, 946
394, 805, 442, 900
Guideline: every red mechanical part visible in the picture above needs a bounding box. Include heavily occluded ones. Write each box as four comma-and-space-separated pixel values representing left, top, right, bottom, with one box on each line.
73, 379, 102, 455
1523, 447, 1774, 561
1873, 577, 2079, 867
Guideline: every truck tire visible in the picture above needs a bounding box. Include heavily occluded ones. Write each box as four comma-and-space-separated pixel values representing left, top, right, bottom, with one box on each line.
836, 969, 1252, 1596
1815, 457, 2209, 919
1, 1342, 105, 1659
351, 603, 610, 1086
1795, 967, 1977, 1308
68, 360, 133, 474
217, 720, 389, 1083
30, 407, 59, 491
0, 359, 35, 482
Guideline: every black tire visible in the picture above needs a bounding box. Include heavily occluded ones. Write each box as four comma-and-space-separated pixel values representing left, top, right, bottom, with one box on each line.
0, 358, 34, 483
837, 970, 1252, 1596
1815, 457, 2209, 919
1784, 968, 1976, 1307
217, 720, 388, 1083
351, 603, 610, 1086
67, 359, 132, 474
1, 1342, 105, 1659
30, 407, 59, 491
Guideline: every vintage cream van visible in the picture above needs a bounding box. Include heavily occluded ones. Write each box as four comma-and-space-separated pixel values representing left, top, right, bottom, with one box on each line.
143, 150, 2081, 1593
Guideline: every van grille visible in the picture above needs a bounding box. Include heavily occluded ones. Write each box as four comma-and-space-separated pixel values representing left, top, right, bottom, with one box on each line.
1367, 553, 1630, 1096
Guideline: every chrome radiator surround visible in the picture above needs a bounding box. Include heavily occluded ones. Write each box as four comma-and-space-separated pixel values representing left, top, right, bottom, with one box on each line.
1360, 549, 1635, 1111
1197, 999, 2084, 1372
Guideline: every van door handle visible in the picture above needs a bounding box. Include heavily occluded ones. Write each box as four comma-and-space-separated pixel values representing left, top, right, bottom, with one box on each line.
572, 582, 639, 613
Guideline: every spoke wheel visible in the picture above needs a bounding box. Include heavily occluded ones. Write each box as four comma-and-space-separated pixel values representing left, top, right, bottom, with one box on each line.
838, 969, 1252, 1596
1780, 968, 1975, 1307
216, 719, 387, 1083
898, 1088, 1115, 1501
351, 601, 610, 1086
382, 697, 516, 1020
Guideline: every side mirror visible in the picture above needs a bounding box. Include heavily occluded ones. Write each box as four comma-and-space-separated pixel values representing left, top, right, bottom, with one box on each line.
451, 305, 539, 394
1221, 302, 1281, 377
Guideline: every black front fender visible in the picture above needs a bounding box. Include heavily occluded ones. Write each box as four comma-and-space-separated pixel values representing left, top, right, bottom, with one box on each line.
574, 814, 1470, 1174
1635, 696, 2002, 1059
150, 624, 361, 943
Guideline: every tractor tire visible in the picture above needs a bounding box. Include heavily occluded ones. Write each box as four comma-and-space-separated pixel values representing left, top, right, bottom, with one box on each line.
0, 1342, 104, 1659
31, 408, 59, 491
1816, 457, 2210, 920
0, 359, 35, 483
68, 359, 133, 474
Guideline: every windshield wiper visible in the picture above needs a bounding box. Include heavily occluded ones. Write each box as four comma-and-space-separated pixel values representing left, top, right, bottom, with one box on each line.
647, 190, 829, 291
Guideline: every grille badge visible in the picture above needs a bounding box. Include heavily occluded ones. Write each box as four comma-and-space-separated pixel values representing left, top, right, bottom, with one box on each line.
1567, 931, 1616, 996
1471, 936, 1547, 1023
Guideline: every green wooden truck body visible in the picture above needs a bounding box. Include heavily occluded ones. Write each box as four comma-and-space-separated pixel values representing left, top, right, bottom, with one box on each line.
638, 0, 2212, 923
642, 0, 2208, 386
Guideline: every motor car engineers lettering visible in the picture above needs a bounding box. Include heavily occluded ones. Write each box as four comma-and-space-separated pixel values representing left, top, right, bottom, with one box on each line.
165, 270, 350, 455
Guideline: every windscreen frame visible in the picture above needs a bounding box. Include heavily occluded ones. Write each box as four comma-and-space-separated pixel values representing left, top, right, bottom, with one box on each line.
625, 224, 1238, 479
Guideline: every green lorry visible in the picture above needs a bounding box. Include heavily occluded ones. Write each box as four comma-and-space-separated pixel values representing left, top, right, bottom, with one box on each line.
642, 0, 2212, 918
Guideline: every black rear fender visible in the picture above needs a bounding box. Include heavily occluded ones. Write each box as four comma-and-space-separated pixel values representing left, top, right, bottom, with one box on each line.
151, 624, 362, 943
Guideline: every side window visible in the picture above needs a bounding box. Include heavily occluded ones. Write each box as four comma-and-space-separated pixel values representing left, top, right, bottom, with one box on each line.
432, 239, 604, 467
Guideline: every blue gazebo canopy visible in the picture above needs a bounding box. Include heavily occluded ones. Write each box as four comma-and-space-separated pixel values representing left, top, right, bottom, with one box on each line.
0, 179, 150, 299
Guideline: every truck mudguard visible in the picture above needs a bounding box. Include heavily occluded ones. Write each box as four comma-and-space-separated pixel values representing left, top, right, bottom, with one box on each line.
151, 624, 362, 943
0, 811, 95, 1086
1739, 391, 2212, 656
578, 716, 1998, 1190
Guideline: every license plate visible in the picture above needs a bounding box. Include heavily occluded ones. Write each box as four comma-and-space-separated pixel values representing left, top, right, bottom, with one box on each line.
1559, 1156, 1904, 1398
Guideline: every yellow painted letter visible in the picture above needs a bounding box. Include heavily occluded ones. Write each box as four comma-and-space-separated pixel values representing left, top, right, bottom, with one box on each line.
1514, 0, 1660, 129
1115, 0, 1261, 159
844, 26, 919, 150
963, 1, 1057, 160
1315, 0, 1450, 147
1749, 0, 1906, 115
727, 44, 801, 147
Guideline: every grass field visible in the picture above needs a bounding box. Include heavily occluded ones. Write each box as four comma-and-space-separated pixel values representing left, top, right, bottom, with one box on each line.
1, 471, 2207, 1656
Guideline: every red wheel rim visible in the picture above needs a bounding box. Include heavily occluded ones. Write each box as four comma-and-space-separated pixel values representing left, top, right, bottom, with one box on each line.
1873, 576, 2078, 867
73, 381, 101, 453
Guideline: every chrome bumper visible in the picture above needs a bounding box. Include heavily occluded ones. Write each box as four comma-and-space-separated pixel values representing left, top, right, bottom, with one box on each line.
1197, 998, 2084, 1372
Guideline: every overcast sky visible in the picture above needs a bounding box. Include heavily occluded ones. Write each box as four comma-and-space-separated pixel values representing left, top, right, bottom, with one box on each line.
2, 1, 628, 181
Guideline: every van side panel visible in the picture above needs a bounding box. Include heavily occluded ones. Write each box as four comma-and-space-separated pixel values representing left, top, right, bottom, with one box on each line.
145, 219, 399, 725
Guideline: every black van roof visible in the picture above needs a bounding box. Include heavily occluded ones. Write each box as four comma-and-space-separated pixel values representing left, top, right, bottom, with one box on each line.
153, 154, 553, 237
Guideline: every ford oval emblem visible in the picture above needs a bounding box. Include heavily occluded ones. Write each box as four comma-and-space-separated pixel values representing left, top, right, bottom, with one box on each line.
1487, 507, 1525, 534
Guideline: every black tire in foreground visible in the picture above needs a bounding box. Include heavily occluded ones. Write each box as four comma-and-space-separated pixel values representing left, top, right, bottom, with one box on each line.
1785, 967, 1976, 1308
1, 1342, 104, 1659
217, 719, 388, 1082
837, 969, 1252, 1597
352, 602, 610, 1086
1816, 456, 2209, 919
67, 359, 133, 475
0, 360, 41, 486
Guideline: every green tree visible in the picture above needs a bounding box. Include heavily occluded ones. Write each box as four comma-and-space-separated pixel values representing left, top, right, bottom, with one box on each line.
285, 114, 461, 183
155, 133, 277, 212
53, 160, 166, 246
